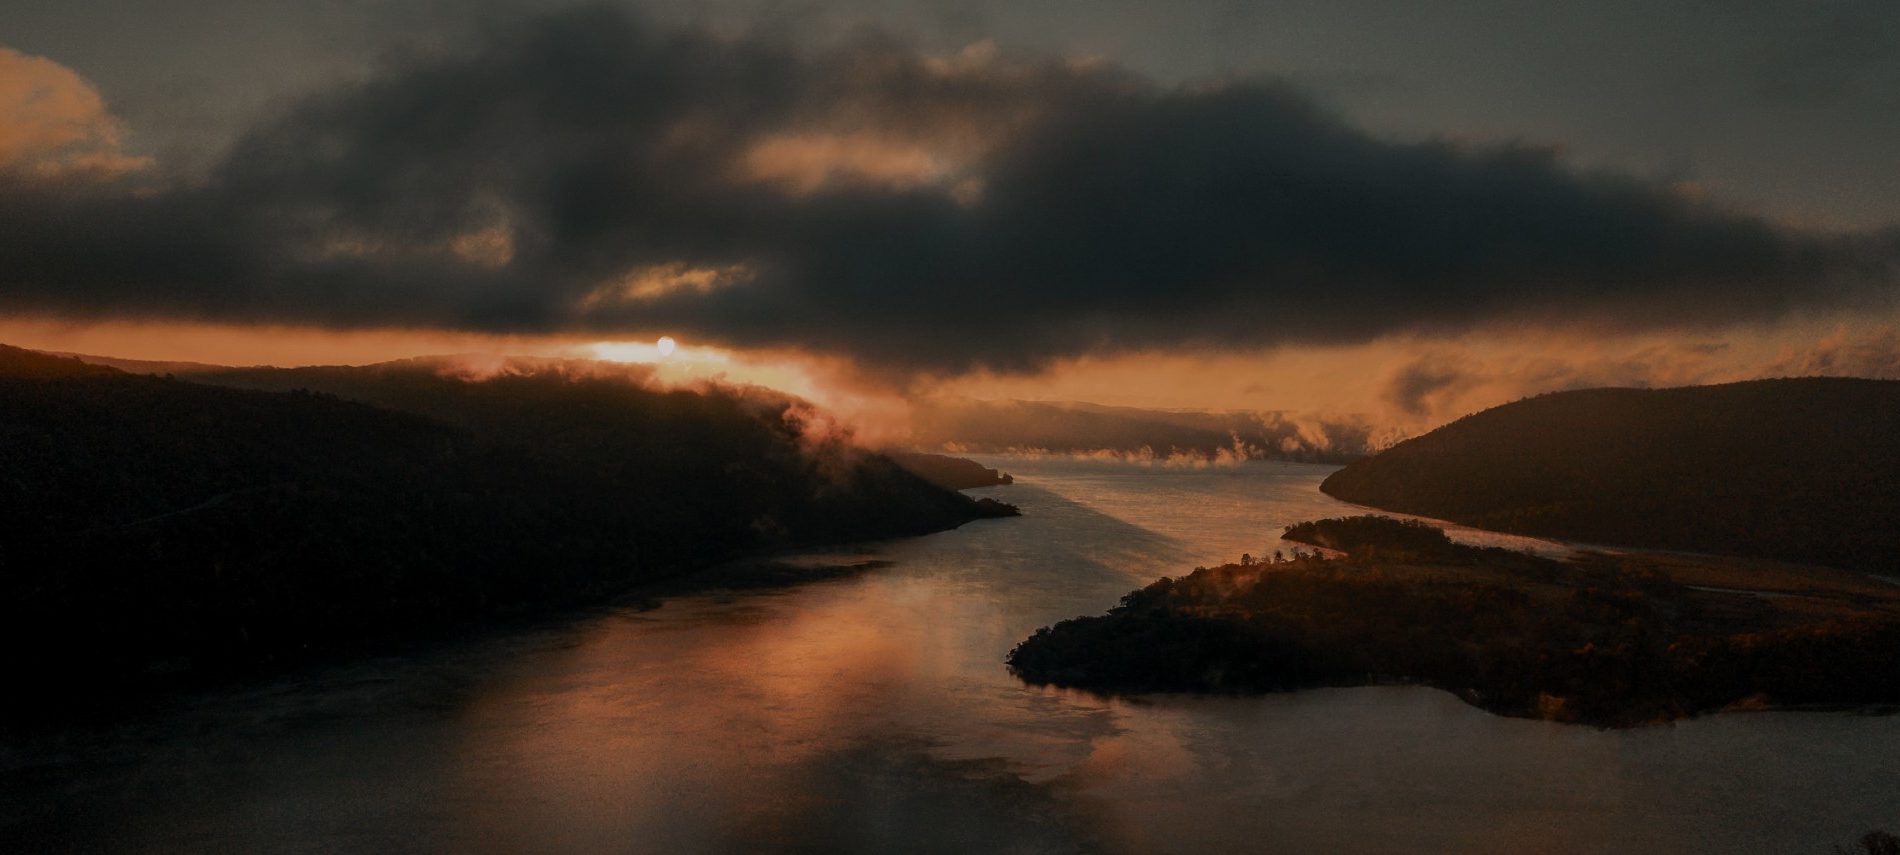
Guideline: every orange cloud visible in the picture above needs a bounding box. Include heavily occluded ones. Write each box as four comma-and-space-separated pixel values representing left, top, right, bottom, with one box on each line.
577, 262, 755, 308
0, 47, 151, 180
738, 131, 958, 195
0, 316, 577, 368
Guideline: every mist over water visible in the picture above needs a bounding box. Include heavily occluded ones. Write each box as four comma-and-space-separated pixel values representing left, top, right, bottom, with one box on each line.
5, 457, 1896, 853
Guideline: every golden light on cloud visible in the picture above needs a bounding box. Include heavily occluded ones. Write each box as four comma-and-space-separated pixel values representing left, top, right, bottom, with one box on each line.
302, 226, 516, 268
577, 262, 754, 309
448, 227, 516, 268
0, 47, 152, 180
739, 132, 954, 195
0, 314, 912, 441
0, 316, 583, 367
583, 338, 916, 445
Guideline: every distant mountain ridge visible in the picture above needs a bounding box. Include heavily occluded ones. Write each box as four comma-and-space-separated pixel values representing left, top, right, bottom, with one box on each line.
41, 351, 237, 376
0, 346, 121, 378
1320, 378, 1900, 572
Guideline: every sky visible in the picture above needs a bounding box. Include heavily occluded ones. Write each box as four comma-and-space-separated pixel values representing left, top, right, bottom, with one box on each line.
1, 0, 1896, 433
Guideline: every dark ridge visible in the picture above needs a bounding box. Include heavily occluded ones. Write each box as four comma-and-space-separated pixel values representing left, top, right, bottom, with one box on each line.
0, 344, 124, 379
0, 346, 1008, 719
1320, 378, 1900, 573
45, 350, 235, 376
887, 451, 1014, 490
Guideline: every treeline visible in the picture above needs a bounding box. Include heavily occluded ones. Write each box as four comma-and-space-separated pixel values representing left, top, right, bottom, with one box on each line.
1008, 517, 1900, 727
1283, 515, 1484, 562
1321, 378, 1900, 572
0, 346, 1011, 709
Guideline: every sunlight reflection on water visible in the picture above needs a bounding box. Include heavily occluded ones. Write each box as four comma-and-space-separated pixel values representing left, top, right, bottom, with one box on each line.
5, 458, 1896, 854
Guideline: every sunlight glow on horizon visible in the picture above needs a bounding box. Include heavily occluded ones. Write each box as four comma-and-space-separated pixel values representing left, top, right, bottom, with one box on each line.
3, 312, 1894, 448
588, 337, 715, 365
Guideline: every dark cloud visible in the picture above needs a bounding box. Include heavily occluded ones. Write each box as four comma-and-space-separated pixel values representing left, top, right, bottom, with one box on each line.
1383, 359, 1469, 418
0, 5, 1895, 380
11, 1, 1900, 228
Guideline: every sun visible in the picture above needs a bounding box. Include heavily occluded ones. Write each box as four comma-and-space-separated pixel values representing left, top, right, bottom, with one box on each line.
656, 335, 677, 357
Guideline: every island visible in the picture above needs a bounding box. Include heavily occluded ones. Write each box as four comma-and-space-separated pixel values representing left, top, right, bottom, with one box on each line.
1320, 378, 1900, 573
1007, 515, 1900, 727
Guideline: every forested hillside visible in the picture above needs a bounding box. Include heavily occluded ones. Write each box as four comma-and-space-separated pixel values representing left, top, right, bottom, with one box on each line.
1320, 379, 1900, 571
1008, 516, 1900, 727
0, 346, 1006, 705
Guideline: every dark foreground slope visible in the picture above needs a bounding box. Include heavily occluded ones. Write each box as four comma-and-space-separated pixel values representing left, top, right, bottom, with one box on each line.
1009, 516, 1900, 727
1320, 378, 1900, 572
0, 346, 1009, 708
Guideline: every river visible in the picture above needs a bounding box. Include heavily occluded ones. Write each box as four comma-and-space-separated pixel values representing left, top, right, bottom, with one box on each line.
5, 456, 1896, 853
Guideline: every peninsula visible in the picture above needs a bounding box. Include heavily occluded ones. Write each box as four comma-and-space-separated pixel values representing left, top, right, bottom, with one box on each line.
1008, 516, 1900, 727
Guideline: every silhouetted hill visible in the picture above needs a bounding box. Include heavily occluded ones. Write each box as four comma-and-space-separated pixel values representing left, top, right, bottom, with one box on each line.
47, 350, 235, 376
0, 345, 122, 379
887, 452, 1014, 490
908, 398, 1374, 462
1320, 378, 1900, 572
0, 346, 1009, 708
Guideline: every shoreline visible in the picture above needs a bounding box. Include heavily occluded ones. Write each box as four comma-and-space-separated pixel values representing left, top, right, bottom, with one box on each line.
1008, 516, 1900, 729
4, 507, 1020, 736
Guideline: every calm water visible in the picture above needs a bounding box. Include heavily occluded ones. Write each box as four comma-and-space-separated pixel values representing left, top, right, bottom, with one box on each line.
5, 457, 1897, 853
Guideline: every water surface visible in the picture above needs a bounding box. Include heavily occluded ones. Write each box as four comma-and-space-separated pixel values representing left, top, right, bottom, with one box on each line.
6, 456, 1896, 853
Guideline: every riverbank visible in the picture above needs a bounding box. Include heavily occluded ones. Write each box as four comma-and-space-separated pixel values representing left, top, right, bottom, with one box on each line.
1008, 516, 1900, 728
10, 458, 1899, 854
0, 347, 1022, 727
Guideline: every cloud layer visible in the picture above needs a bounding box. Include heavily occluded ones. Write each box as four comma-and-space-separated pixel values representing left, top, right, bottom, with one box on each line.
1, 6, 1895, 380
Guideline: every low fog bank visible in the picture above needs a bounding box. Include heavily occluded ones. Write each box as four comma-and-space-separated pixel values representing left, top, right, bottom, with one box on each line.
906, 398, 1381, 464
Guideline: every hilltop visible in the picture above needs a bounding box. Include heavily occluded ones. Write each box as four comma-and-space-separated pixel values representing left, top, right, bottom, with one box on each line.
1320, 378, 1900, 572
